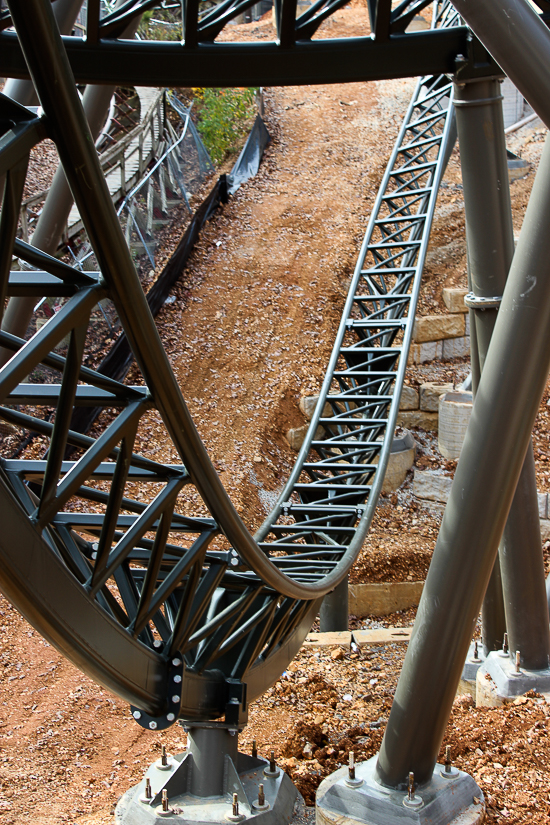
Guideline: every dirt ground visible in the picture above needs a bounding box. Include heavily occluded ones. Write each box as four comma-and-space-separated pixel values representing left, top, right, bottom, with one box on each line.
2, 4, 550, 824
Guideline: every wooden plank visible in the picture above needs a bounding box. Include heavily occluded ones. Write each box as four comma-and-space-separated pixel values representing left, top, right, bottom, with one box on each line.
353, 627, 412, 646
303, 631, 352, 649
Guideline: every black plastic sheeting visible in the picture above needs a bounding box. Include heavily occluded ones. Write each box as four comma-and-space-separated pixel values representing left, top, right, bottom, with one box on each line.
227, 115, 270, 195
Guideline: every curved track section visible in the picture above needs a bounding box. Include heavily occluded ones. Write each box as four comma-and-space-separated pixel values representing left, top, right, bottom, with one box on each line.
256, 71, 456, 576
0, 0, 455, 724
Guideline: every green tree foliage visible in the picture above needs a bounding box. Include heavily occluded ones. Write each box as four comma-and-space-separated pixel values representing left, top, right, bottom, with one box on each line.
194, 88, 258, 165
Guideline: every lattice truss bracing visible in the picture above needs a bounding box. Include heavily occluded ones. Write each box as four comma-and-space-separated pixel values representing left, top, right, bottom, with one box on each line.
256, 70, 456, 574
0, 0, 456, 724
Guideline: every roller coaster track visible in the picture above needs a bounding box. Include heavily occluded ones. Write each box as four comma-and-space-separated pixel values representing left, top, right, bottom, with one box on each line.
0, 0, 457, 727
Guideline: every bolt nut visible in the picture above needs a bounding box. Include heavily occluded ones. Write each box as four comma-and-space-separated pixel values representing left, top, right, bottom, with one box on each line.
253, 783, 269, 812
173, 674, 182, 683
263, 750, 280, 778
403, 795, 424, 810
149, 721, 158, 730
133, 711, 142, 720
172, 695, 181, 703
172, 658, 182, 667
167, 713, 175, 722
156, 789, 172, 816
140, 777, 153, 804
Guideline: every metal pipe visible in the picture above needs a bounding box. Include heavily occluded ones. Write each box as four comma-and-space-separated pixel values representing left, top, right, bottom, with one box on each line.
376, 131, 550, 787
319, 576, 349, 632
500, 449, 550, 670
2, 0, 84, 106
454, 74, 549, 667
1, 0, 137, 350
458, 98, 507, 656
451, 0, 550, 131
454, 77, 510, 658
187, 727, 239, 797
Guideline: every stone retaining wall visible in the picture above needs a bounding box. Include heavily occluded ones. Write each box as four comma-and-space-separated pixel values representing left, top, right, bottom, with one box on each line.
396, 381, 453, 431
408, 287, 470, 364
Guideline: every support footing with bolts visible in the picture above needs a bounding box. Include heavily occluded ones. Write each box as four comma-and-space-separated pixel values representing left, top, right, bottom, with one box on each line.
476, 650, 550, 707
316, 756, 484, 825
115, 726, 299, 825
459, 639, 486, 700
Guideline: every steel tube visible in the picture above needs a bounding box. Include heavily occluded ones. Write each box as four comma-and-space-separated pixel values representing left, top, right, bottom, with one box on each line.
454, 78, 509, 658
451, 0, 550, 132
187, 727, 238, 797
455, 80, 514, 655
454, 76, 549, 667
2, 0, 84, 106
500, 450, 550, 670
319, 576, 349, 632
376, 132, 550, 786
2, 0, 137, 350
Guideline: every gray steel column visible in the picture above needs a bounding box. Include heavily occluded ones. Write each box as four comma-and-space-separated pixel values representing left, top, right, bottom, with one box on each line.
454, 76, 549, 670
1, 0, 139, 350
466, 226, 506, 659
187, 727, 238, 797
2, 0, 84, 106
452, 0, 550, 124
319, 576, 349, 632
455, 78, 507, 658
376, 133, 550, 787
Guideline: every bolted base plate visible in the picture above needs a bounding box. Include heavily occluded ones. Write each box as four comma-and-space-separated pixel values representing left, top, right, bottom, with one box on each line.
476, 650, 550, 707
316, 756, 484, 825
115, 750, 299, 825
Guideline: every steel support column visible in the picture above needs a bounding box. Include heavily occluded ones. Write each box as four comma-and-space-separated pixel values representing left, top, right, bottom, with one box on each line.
375, 131, 550, 786
319, 576, 349, 632
1, 0, 140, 352
453, 76, 549, 665
452, 23, 550, 673
2, 0, 84, 107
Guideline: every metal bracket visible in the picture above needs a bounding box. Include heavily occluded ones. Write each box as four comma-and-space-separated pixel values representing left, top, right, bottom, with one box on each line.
454, 32, 503, 82
225, 678, 248, 727
464, 292, 502, 310
130, 656, 184, 731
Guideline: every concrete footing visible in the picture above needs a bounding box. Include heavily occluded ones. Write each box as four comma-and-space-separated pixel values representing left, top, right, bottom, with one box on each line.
462, 640, 486, 682
458, 640, 485, 700
115, 732, 299, 825
476, 650, 550, 707
316, 756, 484, 825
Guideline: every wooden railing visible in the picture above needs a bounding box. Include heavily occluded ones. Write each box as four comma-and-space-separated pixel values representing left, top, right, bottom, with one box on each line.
19, 88, 165, 243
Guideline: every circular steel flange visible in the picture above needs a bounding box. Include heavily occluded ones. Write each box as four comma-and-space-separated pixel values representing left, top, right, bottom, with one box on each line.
464, 292, 502, 310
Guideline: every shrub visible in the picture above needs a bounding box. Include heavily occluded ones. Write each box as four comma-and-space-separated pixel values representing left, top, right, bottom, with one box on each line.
193, 88, 258, 165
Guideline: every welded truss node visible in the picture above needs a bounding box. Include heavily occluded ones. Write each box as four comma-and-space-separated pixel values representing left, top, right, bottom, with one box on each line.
315, 756, 484, 825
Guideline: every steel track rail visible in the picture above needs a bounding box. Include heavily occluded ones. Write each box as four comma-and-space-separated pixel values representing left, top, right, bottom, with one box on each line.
256, 70, 456, 580
0, 0, 458, 720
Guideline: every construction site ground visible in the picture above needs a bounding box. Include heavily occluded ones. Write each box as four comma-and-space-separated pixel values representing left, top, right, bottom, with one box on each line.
2, 4, 550, 824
